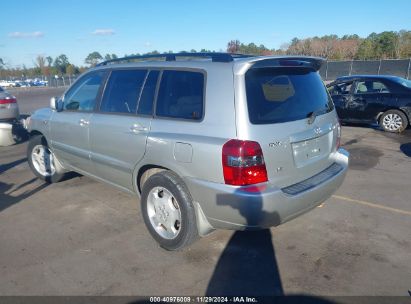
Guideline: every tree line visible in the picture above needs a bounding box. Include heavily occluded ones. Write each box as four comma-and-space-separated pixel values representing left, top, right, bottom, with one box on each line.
1, 30, 410, 79
227, 30, 411, 60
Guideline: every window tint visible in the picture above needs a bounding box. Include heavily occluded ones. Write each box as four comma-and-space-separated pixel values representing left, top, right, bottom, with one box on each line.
245, 68, 334, 124
328, 82, 353, 95
64, 71, 105, 111
100, 69, 147, 114
156, 70, 204, 120
355, 81, 390, 94
137, 70, 159, 115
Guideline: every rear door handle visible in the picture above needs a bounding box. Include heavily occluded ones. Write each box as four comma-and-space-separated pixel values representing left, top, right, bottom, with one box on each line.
79, 119, 90, 126
130, 124, 148, 133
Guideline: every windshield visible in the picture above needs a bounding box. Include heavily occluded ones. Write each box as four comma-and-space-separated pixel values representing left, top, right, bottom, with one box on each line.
245, 67, 334, 124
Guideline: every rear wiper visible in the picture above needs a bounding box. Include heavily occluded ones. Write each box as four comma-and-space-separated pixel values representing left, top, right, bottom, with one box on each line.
306, 109, 325, 124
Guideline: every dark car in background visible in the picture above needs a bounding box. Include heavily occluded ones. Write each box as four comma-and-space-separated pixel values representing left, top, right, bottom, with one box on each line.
327, 75, 411, 132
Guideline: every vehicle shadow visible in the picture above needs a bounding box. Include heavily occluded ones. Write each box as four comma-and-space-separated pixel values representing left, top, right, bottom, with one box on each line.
206, 229, 283, 296
400, 143, 411, 157
0, 158, 27, 174
0, 180, 48, 212
206, 188, 282, 296
205, 188, 336, 302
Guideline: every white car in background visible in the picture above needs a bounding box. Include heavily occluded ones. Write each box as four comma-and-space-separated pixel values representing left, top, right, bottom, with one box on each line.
0, 81, 13, 87
0, 86, 19, 122
0, 80, 20, 87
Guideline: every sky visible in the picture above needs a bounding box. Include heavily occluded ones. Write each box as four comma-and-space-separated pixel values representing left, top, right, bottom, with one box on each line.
1, 0, 411, 68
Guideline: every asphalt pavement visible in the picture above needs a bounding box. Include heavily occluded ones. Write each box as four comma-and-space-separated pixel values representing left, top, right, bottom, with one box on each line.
0, 88, 410, 297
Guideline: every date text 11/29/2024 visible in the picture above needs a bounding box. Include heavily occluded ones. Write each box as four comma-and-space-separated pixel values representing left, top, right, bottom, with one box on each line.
149, 296, 258, 303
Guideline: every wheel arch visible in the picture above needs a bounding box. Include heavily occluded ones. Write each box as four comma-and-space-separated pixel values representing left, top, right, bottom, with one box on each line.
29, 130, 44, 138
136, 165, 169, 194
136, 164, 215, 240
29, 130, 50, 147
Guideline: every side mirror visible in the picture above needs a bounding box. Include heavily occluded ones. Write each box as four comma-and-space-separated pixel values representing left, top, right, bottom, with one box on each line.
50, 97, 57, 110
50, 96, 63, 111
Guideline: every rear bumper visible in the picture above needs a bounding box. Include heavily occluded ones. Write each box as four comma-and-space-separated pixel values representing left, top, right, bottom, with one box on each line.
184, 148, 349, 231
0, 103, 19, 121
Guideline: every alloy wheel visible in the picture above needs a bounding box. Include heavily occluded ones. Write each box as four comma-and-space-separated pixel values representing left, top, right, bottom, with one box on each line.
31, 145, 56, 177
146, 187, 182, 240
382, 113, 403, 131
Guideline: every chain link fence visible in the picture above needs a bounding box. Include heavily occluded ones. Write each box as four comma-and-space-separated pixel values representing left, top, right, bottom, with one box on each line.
46, 75, 78, 87
0, 75, 78, 88
3, 59, 410, 87
320, 58, 411, 81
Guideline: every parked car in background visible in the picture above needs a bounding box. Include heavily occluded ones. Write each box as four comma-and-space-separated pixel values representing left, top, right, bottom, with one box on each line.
27, 53, 349, 250
0, 80, 19, 88
327, 75, 411, 132
0, 79, 48, 88
0, 86, 19, 122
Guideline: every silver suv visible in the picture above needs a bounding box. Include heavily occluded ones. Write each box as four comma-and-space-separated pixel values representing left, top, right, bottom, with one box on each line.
27, 53, 349, 250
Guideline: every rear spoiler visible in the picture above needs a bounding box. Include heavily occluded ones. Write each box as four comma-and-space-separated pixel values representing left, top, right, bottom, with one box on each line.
250, 56, 325, 71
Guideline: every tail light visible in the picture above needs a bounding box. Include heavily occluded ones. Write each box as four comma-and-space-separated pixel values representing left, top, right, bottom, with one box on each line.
336, 121, 341, 149
0, 97, 17, 105
222, 139, 268, 186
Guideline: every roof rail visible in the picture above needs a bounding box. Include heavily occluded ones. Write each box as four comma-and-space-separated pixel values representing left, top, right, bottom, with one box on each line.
96, 52, 253, 66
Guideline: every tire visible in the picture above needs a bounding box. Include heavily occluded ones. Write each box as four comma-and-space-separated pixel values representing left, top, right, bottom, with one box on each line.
379, 110, 408, 133
141, 171, 199, 250
27, 135, 66, 183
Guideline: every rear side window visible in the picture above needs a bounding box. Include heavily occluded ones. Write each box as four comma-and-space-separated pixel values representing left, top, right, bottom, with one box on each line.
137, 70, 159, 115
245, 68, 334, 124
354, 81, 390, 94
156, 70, 204, 120
100, 69, 147, 114
394, 78, 411, 89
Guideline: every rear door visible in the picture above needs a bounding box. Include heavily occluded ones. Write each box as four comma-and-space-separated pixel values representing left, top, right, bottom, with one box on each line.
349, 79, 391, 121
50, 71, 107, 174
241, 66, 339, 188
89, 69, 159, 191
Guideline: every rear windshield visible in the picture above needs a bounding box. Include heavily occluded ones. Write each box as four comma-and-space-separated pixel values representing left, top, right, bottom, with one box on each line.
393, 77, 411, 89
245, 68, 334, 124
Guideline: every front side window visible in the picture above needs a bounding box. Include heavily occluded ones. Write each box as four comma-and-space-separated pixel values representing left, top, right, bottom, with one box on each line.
354, 81, 390, 94
245, 68, 334, 124
64, 71, 106, 111
328, 82, 353, 95
100, 69, 147, 114
156, 70, 204, 120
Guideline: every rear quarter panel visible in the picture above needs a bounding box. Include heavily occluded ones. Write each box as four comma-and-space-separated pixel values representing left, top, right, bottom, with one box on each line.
398, 95, 411, 124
